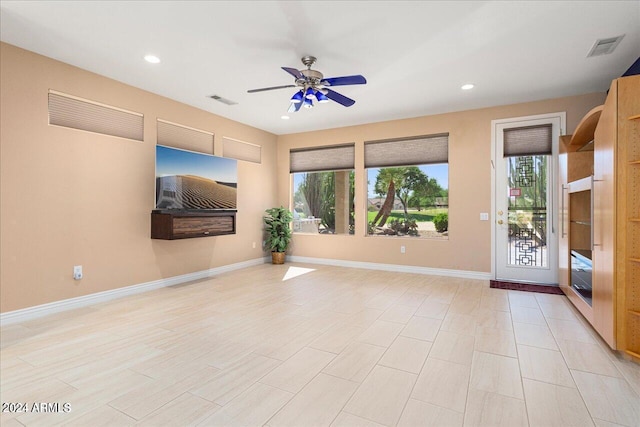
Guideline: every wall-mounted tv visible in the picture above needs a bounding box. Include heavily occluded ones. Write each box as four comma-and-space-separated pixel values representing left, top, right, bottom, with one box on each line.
155, 144, 237, 211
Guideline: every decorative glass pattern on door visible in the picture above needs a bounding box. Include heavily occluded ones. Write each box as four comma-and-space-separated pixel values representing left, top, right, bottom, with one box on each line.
506, 155, 549, 268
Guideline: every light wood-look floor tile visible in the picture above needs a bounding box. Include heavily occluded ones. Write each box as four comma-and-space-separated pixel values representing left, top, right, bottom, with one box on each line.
136, 392, 220, 427
429, 330, 475, 366
546, 317, 597, 344
2, 263, 637, 427
474, 326, 517, 358
331, 411, 386, 427
508, 290, 540, 309
397, 398, 463, 427
511, 306, 547, 325
260, 347, 336, 394
108, 366, 220, 420
191, 353, 281, 405
517, 344, 575, 387
412, 357, 470, 413
441, 312, 478, 336
323, 342, 386, 383
513, 321, 558, 350
414, 298, 450, 320
197, 382, 293, 427
269, 373, 358, 426
379, 303, 417, 324
58, 404, 136, 427
357, 320, 405, 348
571, 370, 640, 426
309, 324, 365, 354
557, 339, 622, 378
470, 351, 523, 399
378, 336, 432, 374
344, 365, 417, 426
463, 389, 527, 427
523, 378, 594, 427
400, 316, 441, 342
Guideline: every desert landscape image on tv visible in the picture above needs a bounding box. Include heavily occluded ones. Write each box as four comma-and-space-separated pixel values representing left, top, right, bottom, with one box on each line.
155, 145, 237, 210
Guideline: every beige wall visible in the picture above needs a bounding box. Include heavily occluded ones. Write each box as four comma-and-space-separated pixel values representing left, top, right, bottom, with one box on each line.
277, 92, 605, 273
0, 41, 607, 313
0, 43, 278, 313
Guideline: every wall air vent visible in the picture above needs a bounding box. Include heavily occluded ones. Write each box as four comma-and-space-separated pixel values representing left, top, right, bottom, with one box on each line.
587, 35, 625, 57
48, 90, 143, 141
208, 95, 238, 106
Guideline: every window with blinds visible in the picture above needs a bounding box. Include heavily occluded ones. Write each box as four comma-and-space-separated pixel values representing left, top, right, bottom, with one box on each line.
290, 144, 355, 236
365, 133, 449, 239
364, 133, 449, 168
290, 144, 355, 173
223, 137, 261, 164
157, 119, 214, 153
503, 124, 552, 157
48, 90, 143, 141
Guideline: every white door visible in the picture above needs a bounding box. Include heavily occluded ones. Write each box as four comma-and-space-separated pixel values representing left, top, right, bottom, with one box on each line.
493, 113, 564, 284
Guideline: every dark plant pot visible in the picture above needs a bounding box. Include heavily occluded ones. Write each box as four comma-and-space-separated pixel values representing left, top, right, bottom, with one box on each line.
271, 252, 285, 264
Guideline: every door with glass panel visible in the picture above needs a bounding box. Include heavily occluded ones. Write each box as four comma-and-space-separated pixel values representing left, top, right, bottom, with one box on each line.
494, 115, 562, 284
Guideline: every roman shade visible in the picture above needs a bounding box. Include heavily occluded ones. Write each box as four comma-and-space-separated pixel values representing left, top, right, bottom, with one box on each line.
290, 144, 355, 173
503, 124, 552, 157
364, 133, 449, 168
223, 137, 261, 163
48, 90, 143, 141
157, 119, 214, 151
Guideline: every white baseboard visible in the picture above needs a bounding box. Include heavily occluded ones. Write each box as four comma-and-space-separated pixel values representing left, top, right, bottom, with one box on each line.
287, 256, 491, 281
0, 257, 268, 326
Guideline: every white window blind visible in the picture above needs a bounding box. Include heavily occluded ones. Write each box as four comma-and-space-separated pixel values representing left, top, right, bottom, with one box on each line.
290, 144, 355, 173
503, 124, 552, 157
48, 91, 143, 141
364, 133, 449, 168
157, 119, 214, 151
223, 137, 261, 163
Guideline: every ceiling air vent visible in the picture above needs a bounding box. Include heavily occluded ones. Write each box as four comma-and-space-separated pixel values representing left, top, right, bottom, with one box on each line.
208, 95, 238, 106
587, 35, 624, 57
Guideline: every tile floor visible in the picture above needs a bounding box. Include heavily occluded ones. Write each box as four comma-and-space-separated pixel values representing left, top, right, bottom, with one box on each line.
1, 263, 639, 426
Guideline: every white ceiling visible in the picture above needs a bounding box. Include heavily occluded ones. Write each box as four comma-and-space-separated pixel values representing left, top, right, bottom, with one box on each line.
1, 1, 638, 135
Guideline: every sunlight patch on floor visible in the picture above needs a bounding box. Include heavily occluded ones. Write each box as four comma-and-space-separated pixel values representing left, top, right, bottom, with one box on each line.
282, 266, 316, 281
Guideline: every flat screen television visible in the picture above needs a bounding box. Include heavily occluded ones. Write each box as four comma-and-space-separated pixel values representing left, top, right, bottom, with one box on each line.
155, 144, 237, 211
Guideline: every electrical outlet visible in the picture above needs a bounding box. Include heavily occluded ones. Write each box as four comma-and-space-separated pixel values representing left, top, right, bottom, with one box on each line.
400, 246, 406, 254
73, 265, 83, 280
252, 241, 256, 249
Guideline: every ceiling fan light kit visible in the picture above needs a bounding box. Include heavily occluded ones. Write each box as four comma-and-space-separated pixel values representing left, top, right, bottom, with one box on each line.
248, 55, 367, 113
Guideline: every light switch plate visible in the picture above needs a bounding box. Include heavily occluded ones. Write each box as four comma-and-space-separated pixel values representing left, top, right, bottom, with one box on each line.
480, 213, 489, 221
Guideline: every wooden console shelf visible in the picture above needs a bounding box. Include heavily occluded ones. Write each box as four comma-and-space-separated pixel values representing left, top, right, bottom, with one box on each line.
151, 210, 236, 240
566, 105, 603, 147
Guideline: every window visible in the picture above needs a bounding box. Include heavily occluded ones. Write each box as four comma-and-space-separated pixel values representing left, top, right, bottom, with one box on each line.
290, 144, 355, 235
365, 134, 449, 238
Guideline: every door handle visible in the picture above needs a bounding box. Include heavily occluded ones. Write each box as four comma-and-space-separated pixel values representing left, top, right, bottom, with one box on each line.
497, 220, 504, 225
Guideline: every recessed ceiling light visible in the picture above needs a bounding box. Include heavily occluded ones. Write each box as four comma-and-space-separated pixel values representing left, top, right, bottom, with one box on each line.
281, 115, 290, 120
461, 83, 475, 90
144, 54, 160, 64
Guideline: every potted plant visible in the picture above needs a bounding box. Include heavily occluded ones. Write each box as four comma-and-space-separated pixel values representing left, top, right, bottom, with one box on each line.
263, 206, 293, 264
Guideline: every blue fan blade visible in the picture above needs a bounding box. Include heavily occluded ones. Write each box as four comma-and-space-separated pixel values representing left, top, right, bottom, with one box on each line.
282, 67, 303, 79
321, 75, 367, 86
325, 89, 355, 107
288, 101, 302, 113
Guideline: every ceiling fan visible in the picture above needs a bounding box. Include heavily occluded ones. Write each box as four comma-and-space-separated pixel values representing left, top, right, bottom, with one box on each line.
247, 55, 367, 113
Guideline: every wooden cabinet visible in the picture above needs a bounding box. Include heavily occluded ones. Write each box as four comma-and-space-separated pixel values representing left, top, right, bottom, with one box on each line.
151, 210, 236, 240
559, 74, 640, 358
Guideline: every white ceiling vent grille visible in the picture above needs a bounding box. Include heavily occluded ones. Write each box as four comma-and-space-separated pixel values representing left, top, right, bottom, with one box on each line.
587, 35, 625, 57
48, 90, 143, 141
223, 137, 261, 163
208, 95, 238, 106
157, 119, 214, 152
